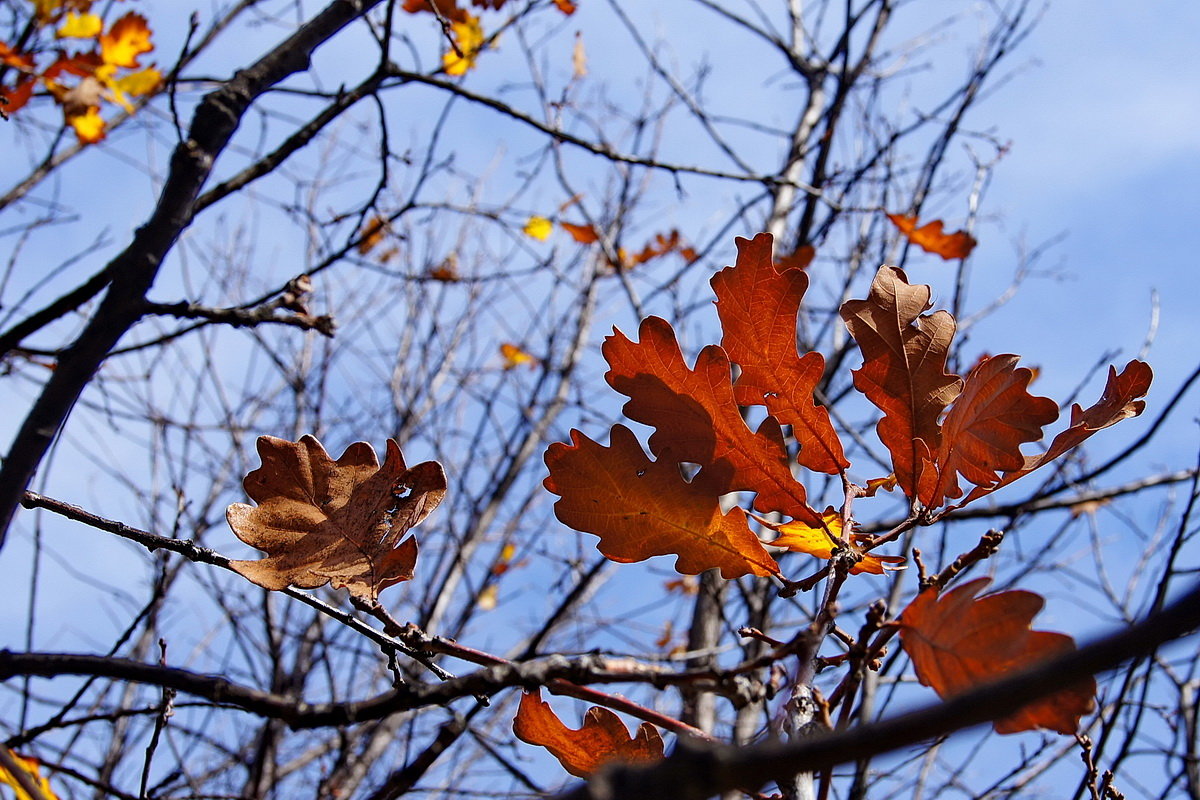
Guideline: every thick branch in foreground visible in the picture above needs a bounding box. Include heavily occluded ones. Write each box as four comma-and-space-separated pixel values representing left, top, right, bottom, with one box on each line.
556, 577, 1200, 800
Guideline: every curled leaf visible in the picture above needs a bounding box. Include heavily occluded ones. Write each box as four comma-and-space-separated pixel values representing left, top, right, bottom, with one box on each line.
513, 690, 664, 778
887, 213, 977, 260
561, 221, 599, 243
840, 266, 962, 501
226, 435, 446, 601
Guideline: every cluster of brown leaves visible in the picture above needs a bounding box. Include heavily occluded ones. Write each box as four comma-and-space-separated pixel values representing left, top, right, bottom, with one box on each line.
0, 1, 159, 142
223, 232, 1149, 777
542, 230, 1149, 739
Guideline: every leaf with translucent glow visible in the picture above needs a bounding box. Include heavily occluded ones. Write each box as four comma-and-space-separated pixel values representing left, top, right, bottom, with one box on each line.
958, 361, 1152, 507
544, 425, 780, 578
840, 266, 962, 501
899, 578, 1095, 734
761, 509, 904, 575
523, 215, 552, 241
56, 12, 102, 38
604, 316, 819, 522
513, 690, 663, 778
99, 13, 153, 69
226, 435, 446, 601
929, 355, 1059, 507
887, 214, 977, 260
712, 232, 847, 474
443, 14, 484, 76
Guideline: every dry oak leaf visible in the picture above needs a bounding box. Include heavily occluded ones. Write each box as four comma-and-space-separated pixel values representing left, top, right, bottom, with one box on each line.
604, 316, 820, 523
898, 577, 1095, 734
928, 354, 1059, 508
774, 243, 815, 271
357, 215, 389, 254
712, 232, 848, 474
560, 221, 599, 243
757, 508, 904, 575
226, 435, 446, 602
887, 213, 977, 260
957, 360, 1151, 507
840, 265, 962, 501
543, 424, 781, 579
513, 690, 664, 778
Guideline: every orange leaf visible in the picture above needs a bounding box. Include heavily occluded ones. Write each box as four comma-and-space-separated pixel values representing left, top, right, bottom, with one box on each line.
402, 0, 471, 22
500, 342, 536, 369
512, 690, 663, 778
898, 578, 1095, 734
604, 316, 819, 522
887, 214, 977, 260
357, 215, 389, 254
553, 0, 577, 14
100, 13, 153, 70
560, 221, 598, 243
226, 435, 446, 601
928, 354, 1059, 507
428, 254, 460, 281
1, 77, 36, 114
774, 243, 815, 271
712, 232, 848, 474
762, 509, 904, 575
840, 266, 962, 501
0, 42, 36, 71
543, 425, 780, 579
957, 361, 1151, 507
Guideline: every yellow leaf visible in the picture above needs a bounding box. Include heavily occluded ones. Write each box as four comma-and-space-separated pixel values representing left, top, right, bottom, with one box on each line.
112, 67, 160, 97
500, 342, 536, 369
67, 106, 105, 143
106, 67, 160, 113
768, 510, 904, 575
443, 14, 484, 76
0, 749, 59, 800
56, 11, 101, 39
100, 12, 153, 69
522, 215, 552, 241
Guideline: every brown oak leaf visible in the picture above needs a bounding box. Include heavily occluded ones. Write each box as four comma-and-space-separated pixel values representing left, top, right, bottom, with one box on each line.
840, 266, 962, 501
712, 232, 848, 474
227, 435, 446, 601
513, 690, 664, 778
543, 425, 780, 579
887, 213, 977, 260
898, 577, 1095, 734
604, 315, 819, 522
